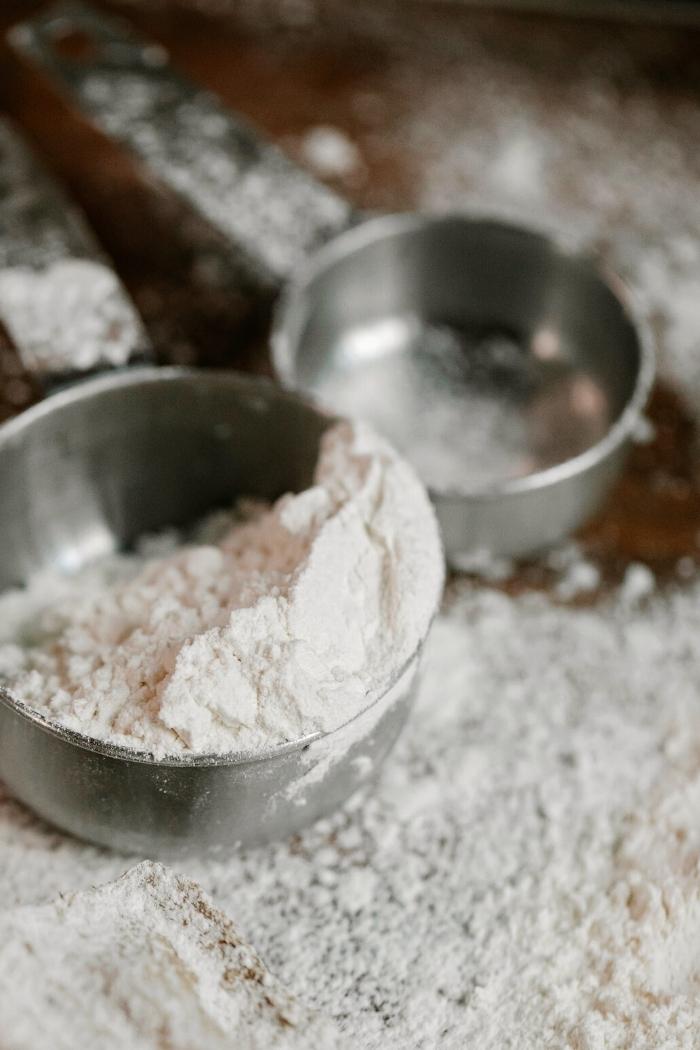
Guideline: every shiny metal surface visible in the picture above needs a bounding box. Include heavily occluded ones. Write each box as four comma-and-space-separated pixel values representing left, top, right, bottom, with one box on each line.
273, 214, 655, 562
0, 369, 421, 855
11, 2, 355, 291
13, 4, 653, 561
0, 117, 150, 383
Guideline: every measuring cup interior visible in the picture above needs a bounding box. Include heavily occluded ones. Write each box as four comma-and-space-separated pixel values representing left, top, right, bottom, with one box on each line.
0, 369, 331, 590
277, 216, 645, 496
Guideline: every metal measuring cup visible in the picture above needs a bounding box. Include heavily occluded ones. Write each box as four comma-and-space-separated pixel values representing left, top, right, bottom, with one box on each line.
273, 214, 655, 562
10, 2, 654, 564
0, 124, 428, 856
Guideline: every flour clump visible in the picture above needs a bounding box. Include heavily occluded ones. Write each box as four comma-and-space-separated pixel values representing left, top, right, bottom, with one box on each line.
0, 861, 346, 1050
0, 421, 443, 757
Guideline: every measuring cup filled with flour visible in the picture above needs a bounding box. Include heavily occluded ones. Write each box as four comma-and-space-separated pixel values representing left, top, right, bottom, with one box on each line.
0, 128, 443, 856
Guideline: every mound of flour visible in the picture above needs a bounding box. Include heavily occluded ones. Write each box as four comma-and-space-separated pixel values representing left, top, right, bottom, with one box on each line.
0, 860, 344, 1050
0, 421, 442, 757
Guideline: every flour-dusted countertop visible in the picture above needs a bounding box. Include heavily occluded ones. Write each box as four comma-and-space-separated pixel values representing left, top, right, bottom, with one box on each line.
4, 573, 700, 1048
2, 2, 700, 1047
0, 862, 346, 1049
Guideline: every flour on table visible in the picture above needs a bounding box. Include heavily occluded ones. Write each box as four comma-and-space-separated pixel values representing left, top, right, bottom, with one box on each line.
299, 126, 363, 180
0, 860, 344, 1050
3, 8, 700, 1050
552, 732, 700, 1050
0, 420, 442, 757
4, 574, 700, 1049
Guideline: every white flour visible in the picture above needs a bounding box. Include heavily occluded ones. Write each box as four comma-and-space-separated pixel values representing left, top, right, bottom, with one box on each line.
5, 575, 700, 1049
551, 728, 700, 1050
0, 421, 442, 757
0, 260, 147, 374
0, 860, 344, 1050
299, 126, 363, 181
3, 7, 700, 1050
0, 119, 149, 375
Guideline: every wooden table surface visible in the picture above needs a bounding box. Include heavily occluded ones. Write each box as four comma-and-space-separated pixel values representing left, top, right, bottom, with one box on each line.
1, 0, 699, 594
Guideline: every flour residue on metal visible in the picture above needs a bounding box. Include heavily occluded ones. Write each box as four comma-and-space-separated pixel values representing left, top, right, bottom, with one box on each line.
0, 259, 147, 373
315, 313, 610, 492
283, 659, 419, 808
0, 118, 149, 375
12, 5, 354, 288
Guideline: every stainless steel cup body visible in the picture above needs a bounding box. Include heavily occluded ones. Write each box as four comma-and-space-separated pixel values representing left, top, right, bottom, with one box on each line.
0, 369, 421, 855
273, 214, 655, 562
0, 657, 416, 858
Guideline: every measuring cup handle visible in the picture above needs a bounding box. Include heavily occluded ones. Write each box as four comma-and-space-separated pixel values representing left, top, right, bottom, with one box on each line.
0, 117, 151, 392
9, 2, 359, 299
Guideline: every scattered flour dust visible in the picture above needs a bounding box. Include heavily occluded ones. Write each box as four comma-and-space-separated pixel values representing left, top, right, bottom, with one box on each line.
553, 736, 700, 1050
0, 860, 345, 1050
4, 12, 700, 1050
299, 126, 364, 181
0, 420, 442, 757
6, 577, 700, 1049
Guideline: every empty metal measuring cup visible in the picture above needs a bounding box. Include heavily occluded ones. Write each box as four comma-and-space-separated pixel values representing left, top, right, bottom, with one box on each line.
273, 214, 655, 563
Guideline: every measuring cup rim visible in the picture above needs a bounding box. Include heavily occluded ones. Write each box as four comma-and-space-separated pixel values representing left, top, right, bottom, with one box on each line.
272, 211, 656, 501
0, 365, 337, 445
0, 646, 423, 768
